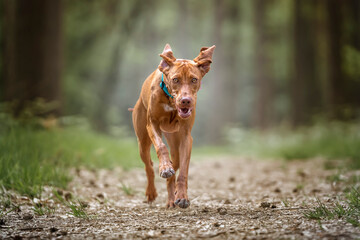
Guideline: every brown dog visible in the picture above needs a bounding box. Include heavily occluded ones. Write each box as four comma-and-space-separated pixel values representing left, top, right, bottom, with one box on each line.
131, 44, 215, 208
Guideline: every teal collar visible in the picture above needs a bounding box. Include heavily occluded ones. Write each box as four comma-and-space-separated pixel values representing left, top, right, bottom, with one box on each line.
160, 73, 174, 99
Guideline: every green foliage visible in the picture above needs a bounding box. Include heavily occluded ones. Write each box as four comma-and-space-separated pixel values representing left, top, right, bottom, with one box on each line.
52, 189, 93, 219
282, 198, 290, 207
33, 204, 55, 216
226, 122, 360, 169
121, 183, 134, 196
304, 188, 360, 227
304, 198, 335, 220
0, 192, 21, 218
0, 114, 141, 197
67, 200, 91, 219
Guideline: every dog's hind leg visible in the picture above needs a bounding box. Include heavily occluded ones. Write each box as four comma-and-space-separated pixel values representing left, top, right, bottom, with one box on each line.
133, 100, 157, 203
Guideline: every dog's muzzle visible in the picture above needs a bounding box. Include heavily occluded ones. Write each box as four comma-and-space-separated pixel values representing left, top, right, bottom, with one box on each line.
177, 97, 193, 119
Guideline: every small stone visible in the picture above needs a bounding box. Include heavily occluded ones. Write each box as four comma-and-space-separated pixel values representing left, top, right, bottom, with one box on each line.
50, 227, 58, 233
23, 214, 33, 220
202, 207, 209, 213
311, 189, 321, 193
161, 229, 166, 234
56, 189, 63, 196
64, 192, 72, 201
274, 188, 281, 193
89, 180, 96, 186
293, 188, 298, 193
79, 201, 89, 208
297, 170, 307, 178
229, 176, 235, 182
224, 199, 231, 204
96, 193, 104, 199
217, 207, 227, 215
214, 222, 221, 227
260, 202, 271, 208
271, 204, 277, 208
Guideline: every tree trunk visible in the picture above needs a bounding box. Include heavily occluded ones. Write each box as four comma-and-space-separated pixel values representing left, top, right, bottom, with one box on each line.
3, 0, 63, 116
252, 0, 274, 129
325, 0, 345, 119
291, 0, 318, 126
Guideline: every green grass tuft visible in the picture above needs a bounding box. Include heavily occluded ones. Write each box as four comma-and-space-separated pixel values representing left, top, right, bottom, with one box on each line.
67, 200, 91, 219
121, 183, 135, 196
33, 204, 55, 216
304, 188, 360, 226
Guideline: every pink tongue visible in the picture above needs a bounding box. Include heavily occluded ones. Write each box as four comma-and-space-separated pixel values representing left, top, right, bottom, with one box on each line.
181, 108, 189, 113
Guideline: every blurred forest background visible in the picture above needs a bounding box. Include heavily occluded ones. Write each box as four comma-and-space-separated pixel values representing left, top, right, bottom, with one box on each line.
1, 0, 360, 143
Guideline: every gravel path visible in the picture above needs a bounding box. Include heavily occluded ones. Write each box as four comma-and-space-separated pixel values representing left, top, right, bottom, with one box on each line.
1, 157, 360, 239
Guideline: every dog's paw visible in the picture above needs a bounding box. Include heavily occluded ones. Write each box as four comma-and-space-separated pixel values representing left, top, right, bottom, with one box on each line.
160, 168, 175, 178
174, 198, 190, 208
146, 189, 158, 203
166, 201, 176, 208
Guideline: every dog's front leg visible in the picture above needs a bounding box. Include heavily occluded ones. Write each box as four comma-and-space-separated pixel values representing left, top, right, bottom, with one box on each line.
175, 133, 192, 208
146, 121, 175, 178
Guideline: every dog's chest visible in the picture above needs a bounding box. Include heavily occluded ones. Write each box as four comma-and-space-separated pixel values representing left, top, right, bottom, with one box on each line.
162, 103, 175, 112
159, 111, 180, 133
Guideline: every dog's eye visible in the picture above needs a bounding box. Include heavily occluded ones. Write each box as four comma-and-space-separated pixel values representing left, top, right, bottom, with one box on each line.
191, 78, 198, 83
173, 78, 179, 83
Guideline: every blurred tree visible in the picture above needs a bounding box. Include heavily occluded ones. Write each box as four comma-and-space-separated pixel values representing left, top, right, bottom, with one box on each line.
290, 0, 319, 126
93, 0, 144, 133
325, 0, 346, 119
2, 0, 63, 116
225, 0, 241, 125
253, 0, 274, 129
206, 0, 226, 143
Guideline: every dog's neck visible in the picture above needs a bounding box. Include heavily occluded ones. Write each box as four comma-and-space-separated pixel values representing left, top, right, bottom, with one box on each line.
160, 73, 174, 99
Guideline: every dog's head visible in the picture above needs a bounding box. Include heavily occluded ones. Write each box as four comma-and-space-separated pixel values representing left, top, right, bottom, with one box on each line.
158, 44, 215, 119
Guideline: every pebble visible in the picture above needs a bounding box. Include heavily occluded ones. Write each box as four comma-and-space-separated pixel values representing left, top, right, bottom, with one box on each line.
23, 214, 33, 220
217, 207, 227, 215
260, 202, 271, 208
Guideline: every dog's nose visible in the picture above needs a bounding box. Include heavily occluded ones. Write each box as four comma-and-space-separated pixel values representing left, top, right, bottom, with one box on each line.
180, 97, 192, 107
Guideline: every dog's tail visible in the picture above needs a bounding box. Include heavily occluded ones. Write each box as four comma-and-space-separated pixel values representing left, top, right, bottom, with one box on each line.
128, 108, 134, 112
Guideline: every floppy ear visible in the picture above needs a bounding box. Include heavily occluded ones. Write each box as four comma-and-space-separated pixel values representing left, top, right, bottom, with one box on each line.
193, 45, 216, 76
158, 44, 176, 74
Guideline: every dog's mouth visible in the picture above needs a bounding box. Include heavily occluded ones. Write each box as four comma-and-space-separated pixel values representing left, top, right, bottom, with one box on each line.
177, 107, 192, 119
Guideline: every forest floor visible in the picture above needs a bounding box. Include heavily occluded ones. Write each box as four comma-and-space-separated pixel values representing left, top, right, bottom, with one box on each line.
1, 157, 360, 239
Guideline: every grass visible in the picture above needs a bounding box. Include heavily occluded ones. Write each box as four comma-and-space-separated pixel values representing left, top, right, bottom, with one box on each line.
226, 121, 360, 169
33, 204, 55, 216
121, 183, 135, 196
282, 198, 290, 207
0, 113, 141, 198
304, 187, 360, 227
0, 192, 21, 218
67, 201, 91, 219
52, 189, 93, 219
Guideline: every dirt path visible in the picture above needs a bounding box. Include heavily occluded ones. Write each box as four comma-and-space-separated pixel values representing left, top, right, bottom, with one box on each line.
2, 157, 360, 239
